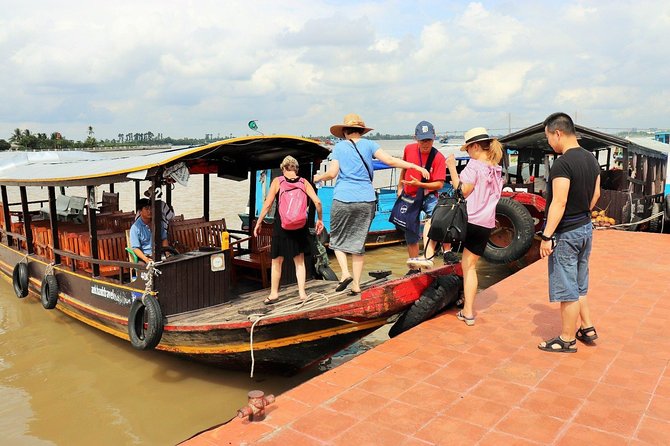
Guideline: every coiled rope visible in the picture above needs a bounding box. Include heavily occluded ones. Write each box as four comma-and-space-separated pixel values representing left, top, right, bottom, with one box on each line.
140, 261, 161, 305
246, 292, 330, 378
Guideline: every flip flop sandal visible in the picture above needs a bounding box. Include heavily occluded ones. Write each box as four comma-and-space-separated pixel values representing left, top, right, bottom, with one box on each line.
335, 277, 353, 292
538, 336, 577, 353
263, 297, 280, 305
576, 326, 598, 343
457, 310, 475, 326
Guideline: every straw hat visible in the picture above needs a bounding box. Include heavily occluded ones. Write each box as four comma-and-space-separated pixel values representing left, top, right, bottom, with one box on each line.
460, 127, 494, 151
330, 113, 374, 139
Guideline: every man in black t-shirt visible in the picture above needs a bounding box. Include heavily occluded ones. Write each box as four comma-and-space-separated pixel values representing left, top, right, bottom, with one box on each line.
538, 113, 601, 353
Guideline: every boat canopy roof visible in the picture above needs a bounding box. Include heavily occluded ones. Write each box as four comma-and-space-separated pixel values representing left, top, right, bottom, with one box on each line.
0, 136, 330, 187
500, 123, 668, 161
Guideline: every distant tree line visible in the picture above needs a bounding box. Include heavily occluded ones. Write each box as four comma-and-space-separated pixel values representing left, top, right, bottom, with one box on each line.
1, 126, 231, 151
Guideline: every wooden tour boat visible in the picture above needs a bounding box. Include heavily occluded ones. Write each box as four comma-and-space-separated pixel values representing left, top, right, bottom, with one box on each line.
496, 123, 670, 263
0, 137, 460, 375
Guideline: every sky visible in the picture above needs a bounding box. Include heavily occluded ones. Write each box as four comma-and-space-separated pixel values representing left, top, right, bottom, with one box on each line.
1, 0, 669, 141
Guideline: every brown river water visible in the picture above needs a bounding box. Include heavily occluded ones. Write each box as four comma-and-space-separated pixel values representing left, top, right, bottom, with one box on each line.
0, 141, 520, 445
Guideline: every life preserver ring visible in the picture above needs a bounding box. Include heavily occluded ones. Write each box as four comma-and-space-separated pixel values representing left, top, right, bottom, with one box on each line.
128, 297, 164, 350
40, 275, 59, 309
12, 263, 29, 298
389, 274, 462, 338
483, 198, 535, 264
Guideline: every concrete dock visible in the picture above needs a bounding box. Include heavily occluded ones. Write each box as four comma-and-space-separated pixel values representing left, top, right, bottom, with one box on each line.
183, 230, 670, 445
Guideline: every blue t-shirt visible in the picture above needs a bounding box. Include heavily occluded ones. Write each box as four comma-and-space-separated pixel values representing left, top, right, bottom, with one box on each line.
332, 138, 379, 202
130, 218, 168, 256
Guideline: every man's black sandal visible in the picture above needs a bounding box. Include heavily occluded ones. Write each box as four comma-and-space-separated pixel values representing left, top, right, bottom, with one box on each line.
576, 326, 598, 343
538, 336, 577, 353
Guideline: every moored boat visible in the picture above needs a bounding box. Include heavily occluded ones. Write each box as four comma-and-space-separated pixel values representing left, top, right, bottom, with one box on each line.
0, 137, 457, 374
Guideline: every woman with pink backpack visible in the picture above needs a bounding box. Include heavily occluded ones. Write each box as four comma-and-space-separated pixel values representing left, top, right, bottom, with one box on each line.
254, 156, 324, 304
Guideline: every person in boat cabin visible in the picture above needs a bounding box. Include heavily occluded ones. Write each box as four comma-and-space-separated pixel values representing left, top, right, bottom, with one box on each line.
413, 127, 504, 326
314, 113, 429, 295
130, 198, 170, 263
254, 156, 324, 303
538, 112, 601, 353
397, 121, 450, 275
136, 187, 175, 235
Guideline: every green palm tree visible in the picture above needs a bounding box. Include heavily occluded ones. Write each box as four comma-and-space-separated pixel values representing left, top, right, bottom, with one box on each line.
10, 128, 21, 142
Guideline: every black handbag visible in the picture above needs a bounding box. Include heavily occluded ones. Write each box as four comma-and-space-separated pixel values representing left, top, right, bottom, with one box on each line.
427, 185, 468, 244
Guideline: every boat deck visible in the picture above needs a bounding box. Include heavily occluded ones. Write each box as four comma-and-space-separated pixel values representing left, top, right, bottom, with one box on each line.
167, 277, 387, 327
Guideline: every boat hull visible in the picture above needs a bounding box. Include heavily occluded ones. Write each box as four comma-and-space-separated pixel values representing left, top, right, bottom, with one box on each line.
1, 242, 446, 374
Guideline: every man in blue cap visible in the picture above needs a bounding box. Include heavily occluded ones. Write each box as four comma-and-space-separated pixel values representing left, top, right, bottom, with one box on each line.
397, 121, 447, 274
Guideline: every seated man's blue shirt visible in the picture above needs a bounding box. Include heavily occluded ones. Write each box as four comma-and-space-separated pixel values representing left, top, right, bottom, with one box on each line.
130, 218, 167, 256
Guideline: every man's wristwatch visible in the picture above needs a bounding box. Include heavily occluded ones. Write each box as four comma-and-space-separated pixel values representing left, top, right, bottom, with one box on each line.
536, 231, 556, 249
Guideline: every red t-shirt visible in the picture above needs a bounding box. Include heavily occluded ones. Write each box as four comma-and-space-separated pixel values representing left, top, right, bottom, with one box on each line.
402, 142, 446, 197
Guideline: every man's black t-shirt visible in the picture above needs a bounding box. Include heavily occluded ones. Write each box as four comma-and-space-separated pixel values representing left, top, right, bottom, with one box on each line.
546, 147, 601, 233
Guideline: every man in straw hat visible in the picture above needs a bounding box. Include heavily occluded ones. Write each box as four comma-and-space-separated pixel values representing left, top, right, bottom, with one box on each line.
538, 112, 601, 353
314, 113, 429, 294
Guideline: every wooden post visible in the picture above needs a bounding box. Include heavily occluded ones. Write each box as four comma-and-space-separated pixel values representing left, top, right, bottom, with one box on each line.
109, 183, 115, 193
249, 170, 257, 235
1, 186, 13, 247
134, 180, 140, 204
87, 185, 100, 277
152, 177, 161, 261
203, 174, 210, 221
19, 187, 34, 254
47, 187, 61, 265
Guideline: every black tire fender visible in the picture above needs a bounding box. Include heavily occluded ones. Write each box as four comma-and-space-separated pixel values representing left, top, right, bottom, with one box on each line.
317, 265, 338, 281
40, 275, 59, 309
128, 297, 164, 350
664, 195, 670, 223
12, 263, 29, 298
483, 198, 535, 264
389, 275, 463, 338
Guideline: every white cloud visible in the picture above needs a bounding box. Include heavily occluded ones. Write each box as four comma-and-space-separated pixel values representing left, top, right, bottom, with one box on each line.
0, 0, 669, 141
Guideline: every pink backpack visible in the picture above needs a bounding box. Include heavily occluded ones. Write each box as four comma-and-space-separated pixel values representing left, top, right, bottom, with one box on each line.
278, 177, 308, 230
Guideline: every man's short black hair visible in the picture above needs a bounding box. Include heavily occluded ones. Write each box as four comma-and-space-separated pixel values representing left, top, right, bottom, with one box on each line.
137, 198, 151, 210
544, 112, 576, 135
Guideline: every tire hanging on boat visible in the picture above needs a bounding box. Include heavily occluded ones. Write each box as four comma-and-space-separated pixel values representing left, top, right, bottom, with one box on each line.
12, 263, 29, 298
388, 274, 463, 338
317, 265, 338, 281
40, 275, 59, 309
482, 198, 535, 264
128, 297, 164, 350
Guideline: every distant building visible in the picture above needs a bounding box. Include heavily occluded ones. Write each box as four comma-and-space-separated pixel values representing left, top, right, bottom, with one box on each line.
655, 131, 670, 144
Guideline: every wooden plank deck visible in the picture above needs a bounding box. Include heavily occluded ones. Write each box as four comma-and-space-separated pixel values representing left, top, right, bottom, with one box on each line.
167, 277, 385, 326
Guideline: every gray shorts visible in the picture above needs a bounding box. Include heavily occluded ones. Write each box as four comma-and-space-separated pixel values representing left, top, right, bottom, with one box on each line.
548, 222, 593, 302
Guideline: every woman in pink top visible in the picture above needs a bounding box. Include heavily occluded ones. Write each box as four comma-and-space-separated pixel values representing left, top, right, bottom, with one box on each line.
447, 127, 503, 326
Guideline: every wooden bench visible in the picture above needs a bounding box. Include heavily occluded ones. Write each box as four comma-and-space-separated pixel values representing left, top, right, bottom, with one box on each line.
80, 232, 127, 276
97, 211, 136, 232
168, 218, 225, 253
231, 221, 273, 288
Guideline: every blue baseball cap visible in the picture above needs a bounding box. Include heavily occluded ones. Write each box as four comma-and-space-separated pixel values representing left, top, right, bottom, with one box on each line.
415, 121, 436, 140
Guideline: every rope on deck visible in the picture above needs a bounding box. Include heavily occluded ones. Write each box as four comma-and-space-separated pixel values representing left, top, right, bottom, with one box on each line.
246, 291, 331, 378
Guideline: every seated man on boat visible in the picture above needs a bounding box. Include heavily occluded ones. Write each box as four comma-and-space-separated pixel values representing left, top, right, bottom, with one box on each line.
130, 198, 170, 263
